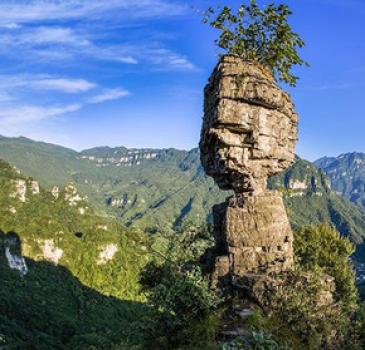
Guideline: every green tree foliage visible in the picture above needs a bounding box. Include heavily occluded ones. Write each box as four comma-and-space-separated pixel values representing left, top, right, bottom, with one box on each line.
235, 225, 361, 349
0, 160, 151, 349
139, 228, 221, 349
272, 270, 353, 349
221, 331, 290, 350
204, 1, 308, 86
269, 225, 360, 348
295, 224, 358, 311
137, 226, 361, 349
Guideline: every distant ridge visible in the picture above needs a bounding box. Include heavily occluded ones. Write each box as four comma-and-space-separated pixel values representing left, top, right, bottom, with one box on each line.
315, 152, 365, 209
1, 135, 365, 255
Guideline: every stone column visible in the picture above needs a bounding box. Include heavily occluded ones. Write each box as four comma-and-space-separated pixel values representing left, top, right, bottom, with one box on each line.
200, 55, 298, 289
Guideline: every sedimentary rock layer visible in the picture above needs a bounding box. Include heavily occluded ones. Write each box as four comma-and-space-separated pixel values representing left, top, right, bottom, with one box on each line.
200, 55, 298, 288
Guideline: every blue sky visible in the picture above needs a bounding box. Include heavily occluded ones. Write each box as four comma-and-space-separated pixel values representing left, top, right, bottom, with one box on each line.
0, 0, 364, 160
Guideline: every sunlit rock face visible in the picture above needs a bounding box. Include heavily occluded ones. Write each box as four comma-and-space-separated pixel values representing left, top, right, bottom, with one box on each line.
200, 55, 298, 194
200, 55, 298, 288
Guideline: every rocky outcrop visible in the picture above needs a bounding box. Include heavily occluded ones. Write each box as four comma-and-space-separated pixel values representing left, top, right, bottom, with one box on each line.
42, 239, 63, 265
51, 186, 59, 199
8, 206, 16, 214
5, 247, 28, 276
31, 180, 40, 194
80, 150, 158, 168
64, 183, 87, 207
97, 244, 118, 265
9, 179, 39, 203
201, 55, 297, 194
4, 235, 28, 276
9, 179, 27, 202
200, 55, 298, 289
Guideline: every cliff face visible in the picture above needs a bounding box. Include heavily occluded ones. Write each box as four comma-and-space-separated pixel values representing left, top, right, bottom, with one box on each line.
200, 55, 298, 288
316, 153, 365, 209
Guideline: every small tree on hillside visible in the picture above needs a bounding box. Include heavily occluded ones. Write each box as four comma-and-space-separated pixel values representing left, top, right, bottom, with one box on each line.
204, 1, 308, 86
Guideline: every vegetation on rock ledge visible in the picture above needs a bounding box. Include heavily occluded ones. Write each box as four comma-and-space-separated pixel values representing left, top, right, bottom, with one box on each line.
204, 1, 308, 86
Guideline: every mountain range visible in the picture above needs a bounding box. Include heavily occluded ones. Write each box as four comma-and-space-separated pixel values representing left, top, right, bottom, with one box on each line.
316, 153, 365, 209
2, 135, 365, 347
0, 135, 365, 251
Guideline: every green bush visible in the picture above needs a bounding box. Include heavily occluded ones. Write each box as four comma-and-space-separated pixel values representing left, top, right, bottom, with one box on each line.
204, 1, 308, 86
295, 224, 358, 311
221, 331, 290, 350
139, 227, 221, 349
233, 225, 361, 349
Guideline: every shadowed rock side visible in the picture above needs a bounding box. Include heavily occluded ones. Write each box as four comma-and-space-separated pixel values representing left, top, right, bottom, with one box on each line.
200, 55, 298, 289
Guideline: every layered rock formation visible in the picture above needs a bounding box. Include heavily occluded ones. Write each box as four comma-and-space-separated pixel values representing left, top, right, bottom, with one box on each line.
200, 55, 298, 289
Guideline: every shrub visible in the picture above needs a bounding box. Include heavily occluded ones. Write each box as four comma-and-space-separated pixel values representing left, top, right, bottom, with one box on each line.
139, 227, 221, 348
295, 224, 358, 311
221, 331, 290, 349
237, 225, 361, 349
204, 1, 308, 86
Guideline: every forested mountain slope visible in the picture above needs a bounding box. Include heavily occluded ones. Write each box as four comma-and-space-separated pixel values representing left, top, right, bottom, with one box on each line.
0, 159, 150, 349
1, 136, 365, 248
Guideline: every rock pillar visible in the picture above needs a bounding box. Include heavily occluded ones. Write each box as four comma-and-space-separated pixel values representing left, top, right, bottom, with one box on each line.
200, 55, 298, 289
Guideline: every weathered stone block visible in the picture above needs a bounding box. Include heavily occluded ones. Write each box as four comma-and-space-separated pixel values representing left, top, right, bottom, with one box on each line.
211, 191, 293, 283
201, 56, 298, 194
200, 55, 298, 291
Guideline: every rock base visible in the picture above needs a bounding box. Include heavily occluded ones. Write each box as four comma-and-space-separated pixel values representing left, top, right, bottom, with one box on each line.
235, 271, 335, 314
210, 191, 293, 289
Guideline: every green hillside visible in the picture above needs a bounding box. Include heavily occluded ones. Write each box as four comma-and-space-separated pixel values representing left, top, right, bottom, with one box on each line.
0, 136, 227, 231
0, 136, 365, 249
0, 159, 150, 349
2, 146, 365, 349
269, 158, 365, 246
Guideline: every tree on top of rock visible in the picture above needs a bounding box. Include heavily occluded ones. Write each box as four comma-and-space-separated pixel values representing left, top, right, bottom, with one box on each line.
204, 0, 308, 86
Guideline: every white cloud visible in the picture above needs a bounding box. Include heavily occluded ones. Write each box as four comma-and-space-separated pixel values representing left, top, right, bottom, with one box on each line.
0, 0, 196, 147
114, 56, 139, 64
23, 27, 90, 46
145, 48, 197, 71
89, 44, 196, 71
32, 78, 96, 93
0, 19, 196, 70
0, 26, 140, 65
0, 22, 196, 71
0, 92, 13, 102
0, 86, 130, 128
0, 74, 97, 94
0, 23, 21, 29
0, 2, 194, 69
0, 104, 82, 125
89, 88, 130, 104
33, 43, 196, 70
0, 26, 90, 47
0, 0, 188, 25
